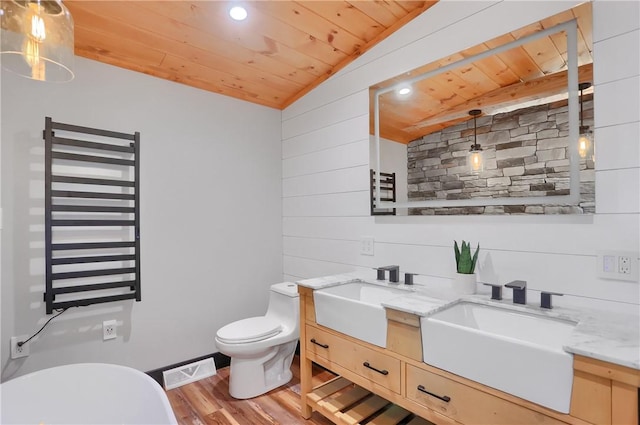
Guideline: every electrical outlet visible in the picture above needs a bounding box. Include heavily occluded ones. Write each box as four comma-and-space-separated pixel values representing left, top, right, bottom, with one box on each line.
11, 335, 29, 359
597, 251, 639, 282
103, 320, 117, 341
619, 256, 631, 274
360, 237, 375, 256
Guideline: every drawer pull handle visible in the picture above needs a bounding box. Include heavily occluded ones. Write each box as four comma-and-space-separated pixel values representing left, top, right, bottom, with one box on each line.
310, 338, 329, 349
363, 362, 389, 375
417, 385, 451, 403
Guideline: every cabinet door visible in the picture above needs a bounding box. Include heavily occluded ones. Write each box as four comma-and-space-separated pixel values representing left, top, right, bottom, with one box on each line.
570, 370, 612, 425
612, 381, 639, 425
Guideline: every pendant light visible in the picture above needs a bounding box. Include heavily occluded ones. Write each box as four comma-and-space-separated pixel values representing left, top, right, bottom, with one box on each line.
578, 82, 594, 160
467, 109, 484, 174
1, 0, 74, 82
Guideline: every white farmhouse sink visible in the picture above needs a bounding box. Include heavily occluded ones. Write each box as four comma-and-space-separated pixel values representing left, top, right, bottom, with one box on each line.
421, 302, 576, 413
314, 282, 413, 347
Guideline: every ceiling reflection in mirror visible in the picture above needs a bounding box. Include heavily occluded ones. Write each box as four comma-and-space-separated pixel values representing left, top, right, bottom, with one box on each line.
370, 3, 594, 216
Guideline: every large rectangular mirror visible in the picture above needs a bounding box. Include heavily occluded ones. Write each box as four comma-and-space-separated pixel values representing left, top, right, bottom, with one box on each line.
370, 4, 594, 215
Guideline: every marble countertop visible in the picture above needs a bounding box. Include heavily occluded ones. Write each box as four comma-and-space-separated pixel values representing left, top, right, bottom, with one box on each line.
296, 272, 640, 371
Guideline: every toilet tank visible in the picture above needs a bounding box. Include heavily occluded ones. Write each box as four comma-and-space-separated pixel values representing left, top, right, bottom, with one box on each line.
266, 282, 299, 332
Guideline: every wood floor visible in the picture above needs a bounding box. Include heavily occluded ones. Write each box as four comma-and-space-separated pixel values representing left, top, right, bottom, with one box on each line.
166, 356, 336, 425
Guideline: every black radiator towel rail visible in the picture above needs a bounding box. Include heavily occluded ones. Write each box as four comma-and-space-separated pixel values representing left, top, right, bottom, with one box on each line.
44, 117, 141, 314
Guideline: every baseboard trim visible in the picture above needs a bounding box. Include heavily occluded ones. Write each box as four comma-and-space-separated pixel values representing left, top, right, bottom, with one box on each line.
146, 352, 231, 387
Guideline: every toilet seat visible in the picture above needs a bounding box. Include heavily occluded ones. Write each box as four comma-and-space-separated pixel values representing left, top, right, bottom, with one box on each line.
216, 317, 282, 344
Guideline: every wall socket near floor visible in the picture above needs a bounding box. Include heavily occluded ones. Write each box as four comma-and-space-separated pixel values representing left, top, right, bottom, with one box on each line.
596, 251, 639, 282
360, 237, 375, 256
103, 320, 117, 341
10, 335, 29, 359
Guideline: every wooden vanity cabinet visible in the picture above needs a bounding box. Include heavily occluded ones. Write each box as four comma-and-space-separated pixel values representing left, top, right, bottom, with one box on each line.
299, 286, 639, 425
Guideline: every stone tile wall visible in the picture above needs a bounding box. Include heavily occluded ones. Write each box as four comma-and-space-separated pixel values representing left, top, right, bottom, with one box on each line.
407, 95, 595, 215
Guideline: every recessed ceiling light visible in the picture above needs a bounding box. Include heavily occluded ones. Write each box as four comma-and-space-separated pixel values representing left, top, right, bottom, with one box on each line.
398, 87, 412, 96
229, 6, 247, 21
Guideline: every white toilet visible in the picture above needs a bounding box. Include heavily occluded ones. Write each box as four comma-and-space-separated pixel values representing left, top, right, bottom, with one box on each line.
215, 282, 300, 399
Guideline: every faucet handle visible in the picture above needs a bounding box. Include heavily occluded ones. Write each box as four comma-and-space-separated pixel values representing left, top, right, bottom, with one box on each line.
482, 283, 502, 300
540, 291, 563, 309
404, 273, 418, 285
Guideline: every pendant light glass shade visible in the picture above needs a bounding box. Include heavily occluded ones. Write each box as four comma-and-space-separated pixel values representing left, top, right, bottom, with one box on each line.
468, 150, 484, 173
578, 82, 594, 161
467, 109, 484, 174
1, 0, 74, 82
578, 128, 594, 160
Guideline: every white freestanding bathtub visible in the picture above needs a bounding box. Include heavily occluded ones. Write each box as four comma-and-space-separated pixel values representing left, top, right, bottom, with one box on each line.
0, 363, 178, 424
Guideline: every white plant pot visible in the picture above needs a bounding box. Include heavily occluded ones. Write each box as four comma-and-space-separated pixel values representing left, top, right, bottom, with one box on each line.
453, 272, 477, 295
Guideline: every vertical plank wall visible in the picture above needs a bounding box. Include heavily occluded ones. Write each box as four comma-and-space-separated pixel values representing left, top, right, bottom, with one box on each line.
282, 1, 639, 311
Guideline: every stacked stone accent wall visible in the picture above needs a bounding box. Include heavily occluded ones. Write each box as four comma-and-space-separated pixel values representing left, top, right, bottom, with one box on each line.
407, 95, 595, 215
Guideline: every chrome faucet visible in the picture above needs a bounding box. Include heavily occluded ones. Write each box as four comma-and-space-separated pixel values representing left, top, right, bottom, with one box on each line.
505, 280, 527, 304
376, 265, 400, 283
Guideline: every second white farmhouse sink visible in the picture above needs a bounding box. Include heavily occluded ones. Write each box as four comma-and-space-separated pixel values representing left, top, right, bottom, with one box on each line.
314, 282, 412, 348
421, 302, 576, 413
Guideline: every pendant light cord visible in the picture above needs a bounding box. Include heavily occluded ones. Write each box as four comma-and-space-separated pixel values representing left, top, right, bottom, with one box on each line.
578, 82, 592, 132
579, 85, 584, 128
469, 109, 482, 150
473, 113, 478, 147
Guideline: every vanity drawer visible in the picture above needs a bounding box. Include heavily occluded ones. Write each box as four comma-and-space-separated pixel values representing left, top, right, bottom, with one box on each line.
305, 325, 401, 394
305, 325, 341, 361
406, 364, 564, 425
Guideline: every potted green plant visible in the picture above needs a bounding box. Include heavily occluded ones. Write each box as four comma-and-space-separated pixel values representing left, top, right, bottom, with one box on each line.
453, 240, 480, 294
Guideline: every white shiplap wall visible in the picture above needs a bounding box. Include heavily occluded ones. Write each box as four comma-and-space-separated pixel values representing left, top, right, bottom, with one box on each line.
282, 1, 640, 311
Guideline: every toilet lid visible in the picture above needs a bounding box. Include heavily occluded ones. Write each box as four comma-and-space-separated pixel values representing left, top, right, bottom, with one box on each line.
216, 316, 282, 344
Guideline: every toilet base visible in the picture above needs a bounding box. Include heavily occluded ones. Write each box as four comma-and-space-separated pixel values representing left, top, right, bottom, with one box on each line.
227, 340, 297, 399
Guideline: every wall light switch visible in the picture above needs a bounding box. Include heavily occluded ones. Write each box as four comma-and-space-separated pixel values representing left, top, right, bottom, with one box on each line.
603, 255, 616, 273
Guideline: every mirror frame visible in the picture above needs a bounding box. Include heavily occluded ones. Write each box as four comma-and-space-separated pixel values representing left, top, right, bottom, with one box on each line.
373, 19, 580, 210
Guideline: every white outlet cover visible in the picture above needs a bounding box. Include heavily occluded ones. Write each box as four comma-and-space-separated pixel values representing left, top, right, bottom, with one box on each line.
10, 335, 29, 359
360, 237, 375, 256
596, 251, 639, 282
103, 320, 117, 340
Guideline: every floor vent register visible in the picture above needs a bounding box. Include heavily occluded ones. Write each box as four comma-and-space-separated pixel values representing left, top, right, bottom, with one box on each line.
163, 358, 217, 390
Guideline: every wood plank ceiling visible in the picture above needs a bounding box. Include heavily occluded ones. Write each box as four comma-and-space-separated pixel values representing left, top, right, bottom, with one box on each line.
65, 1, 437, 110
371, 2, 593, 144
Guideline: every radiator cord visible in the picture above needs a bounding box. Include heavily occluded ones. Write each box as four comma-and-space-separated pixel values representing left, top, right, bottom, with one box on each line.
17, 308, 69, 347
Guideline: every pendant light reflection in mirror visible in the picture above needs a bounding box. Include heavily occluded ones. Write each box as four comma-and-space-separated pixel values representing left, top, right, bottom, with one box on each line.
578, 82, 594, 161
467, 109, 484, 174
